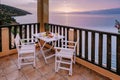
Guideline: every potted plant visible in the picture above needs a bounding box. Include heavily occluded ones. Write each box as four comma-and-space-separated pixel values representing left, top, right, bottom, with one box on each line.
115, 20, 120, 33
45, 24, 50, 36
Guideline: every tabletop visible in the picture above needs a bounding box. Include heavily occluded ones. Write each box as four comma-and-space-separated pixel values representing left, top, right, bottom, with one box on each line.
33, 32, 64, 42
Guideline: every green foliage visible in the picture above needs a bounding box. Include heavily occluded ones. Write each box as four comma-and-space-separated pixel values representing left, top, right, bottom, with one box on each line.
115, 19, 120, 29
0, 12, 15, 25
11, 27, 19, 34
45, 24, 49, 31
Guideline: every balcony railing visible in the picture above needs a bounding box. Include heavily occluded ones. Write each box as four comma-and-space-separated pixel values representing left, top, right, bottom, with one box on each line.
0, 23, 40, 51
0, 23, 120, 76
45, 23, 120, 76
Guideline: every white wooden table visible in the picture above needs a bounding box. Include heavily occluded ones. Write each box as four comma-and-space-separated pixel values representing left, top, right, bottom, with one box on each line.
33, 32, 64, 63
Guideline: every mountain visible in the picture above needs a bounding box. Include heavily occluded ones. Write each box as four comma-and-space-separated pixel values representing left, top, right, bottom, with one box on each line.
0, 4, 31, 16
62, 8, 120, 15
0, 4, 31, 25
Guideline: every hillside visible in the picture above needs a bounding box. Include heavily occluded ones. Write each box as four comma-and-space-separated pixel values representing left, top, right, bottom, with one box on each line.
0, 4, 31, 16
0, 4, 31, 25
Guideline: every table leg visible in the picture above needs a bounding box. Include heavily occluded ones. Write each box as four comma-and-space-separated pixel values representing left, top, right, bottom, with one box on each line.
38, 41, 55, 63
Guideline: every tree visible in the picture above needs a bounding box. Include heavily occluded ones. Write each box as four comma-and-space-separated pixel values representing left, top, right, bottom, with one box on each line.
0, 12, 16, 25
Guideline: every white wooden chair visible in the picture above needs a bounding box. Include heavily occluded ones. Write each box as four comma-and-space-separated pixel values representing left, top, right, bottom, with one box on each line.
55, 38, 79, 75
14, 34, 36, 69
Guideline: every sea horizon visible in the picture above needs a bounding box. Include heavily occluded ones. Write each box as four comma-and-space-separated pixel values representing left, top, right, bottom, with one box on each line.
14, 12, 120, 33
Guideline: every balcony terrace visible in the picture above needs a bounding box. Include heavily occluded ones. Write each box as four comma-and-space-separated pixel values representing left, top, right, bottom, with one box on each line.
0, 0, 120, 80
0, 23, 120, 80
0, 50, 110, 80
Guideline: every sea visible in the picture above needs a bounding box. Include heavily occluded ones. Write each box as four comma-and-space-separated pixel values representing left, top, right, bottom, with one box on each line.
14, 13, 120, 32
14, 13, 120, 69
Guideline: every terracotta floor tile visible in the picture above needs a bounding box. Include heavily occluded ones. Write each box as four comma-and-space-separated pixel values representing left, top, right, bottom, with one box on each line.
0, 57, 14, 69
9, 54, 18, 60
45, 71, 62, 80
0, 53, 111, 80
16, 76, 27, 80
37, 64, 54, 76
36, 52, 43, 59
24, 69, 42, 80
36, 77, 47, 80
73, 64, 82, 74
47, 62, 55, 71
57, 69, 69, 76
3, 64, 18, 75
0, 61, 4, 69
21, 65, 36, 74
66, 73, 84, 80
9, 54, 18, 64
92, 73, 111, 80
0, 70, 6, 80
0, 77, 7, 80
6, 70, 23, 80
46, 57, 55, 64
35, 58, 46, 69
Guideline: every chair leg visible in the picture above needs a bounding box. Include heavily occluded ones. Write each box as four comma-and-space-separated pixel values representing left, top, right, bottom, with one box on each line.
55, 55, 58, 72
58, 56, 62, 71
73, 55, 76, 64
33, 59, 36, 68
18, 59, 21, 69
18, 54, 20, 69
33, 52, 36, 67
69, 58, 73, 75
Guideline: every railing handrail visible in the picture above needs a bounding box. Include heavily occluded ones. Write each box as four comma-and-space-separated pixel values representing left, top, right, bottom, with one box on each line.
46, 23, 120, 76
0, 23, 40, 28
0, 23, 40, 52
46, 23, 120, 36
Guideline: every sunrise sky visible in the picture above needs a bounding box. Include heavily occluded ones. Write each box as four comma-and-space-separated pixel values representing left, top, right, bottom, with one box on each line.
50, 0, 120, 12
1, 0, 120, 13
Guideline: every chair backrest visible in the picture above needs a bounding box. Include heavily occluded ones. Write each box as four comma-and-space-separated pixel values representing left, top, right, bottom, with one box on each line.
14, 34, 21, 51
62, 38, 79, 51
74, 38, 79, 50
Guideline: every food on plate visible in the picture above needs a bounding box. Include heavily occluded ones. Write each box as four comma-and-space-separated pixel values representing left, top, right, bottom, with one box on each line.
48, 33, 53, 38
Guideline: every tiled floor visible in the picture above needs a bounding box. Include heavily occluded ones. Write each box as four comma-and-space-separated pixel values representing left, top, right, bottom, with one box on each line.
0, 50, 110, 80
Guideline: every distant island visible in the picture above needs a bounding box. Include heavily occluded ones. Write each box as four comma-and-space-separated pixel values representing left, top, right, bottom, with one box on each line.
0, 4, 31, 25
59, 8, 120, 15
